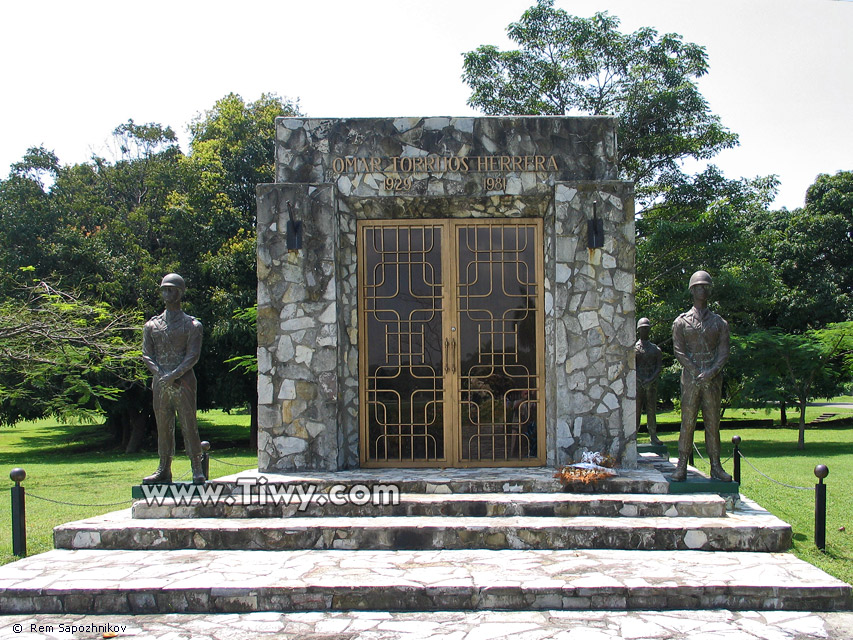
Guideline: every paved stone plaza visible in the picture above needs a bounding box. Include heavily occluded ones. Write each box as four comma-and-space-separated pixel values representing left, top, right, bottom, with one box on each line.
3, 610, 853, 639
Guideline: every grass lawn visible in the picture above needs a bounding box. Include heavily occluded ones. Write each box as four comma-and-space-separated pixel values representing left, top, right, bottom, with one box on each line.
0, 410, 256, 566
645, 416, 853, 585
649, 402, 853, 429
4, 406, 852, 587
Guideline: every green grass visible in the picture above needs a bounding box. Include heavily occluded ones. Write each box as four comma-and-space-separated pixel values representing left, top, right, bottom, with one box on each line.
0, 411, 256, 565
647, 403, 853, 429
645, 423, 853, 585
4, 408, 852, 587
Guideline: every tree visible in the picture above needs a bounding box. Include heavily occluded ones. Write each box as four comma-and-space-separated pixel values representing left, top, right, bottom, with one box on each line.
733, 324, 853, 449
747, 171, 853, 331
0, 147, 61, 285
0, 93, 301, 447
462, 0, 738, 196
0, 275, 145, 428
177, 93, 301, 434
635, 168, 781, 336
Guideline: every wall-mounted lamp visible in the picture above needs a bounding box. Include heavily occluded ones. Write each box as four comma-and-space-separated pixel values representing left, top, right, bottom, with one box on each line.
587, 201, 604, 249
286, 200, 303, 252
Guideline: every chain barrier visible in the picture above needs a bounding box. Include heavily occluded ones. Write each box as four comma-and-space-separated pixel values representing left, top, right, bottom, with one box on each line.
209, 456, 252, 467
690, 445, 730, 464
737, 452, 812, 491
27, 492, 134, 508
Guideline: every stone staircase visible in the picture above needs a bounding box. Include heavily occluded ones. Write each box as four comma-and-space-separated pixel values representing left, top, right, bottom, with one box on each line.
0, 456, 851, 614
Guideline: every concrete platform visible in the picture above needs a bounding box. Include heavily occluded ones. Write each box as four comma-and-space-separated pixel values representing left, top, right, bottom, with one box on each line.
1, 548, 849, 614
667, 476, 740, 495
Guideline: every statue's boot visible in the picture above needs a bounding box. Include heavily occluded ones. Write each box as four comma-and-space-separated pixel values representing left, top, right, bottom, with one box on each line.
190, 454, 206, 485
670, 435, 692, 482
648, 423, 664, 446
707, 438, 733, 482
143, 457, 172, 484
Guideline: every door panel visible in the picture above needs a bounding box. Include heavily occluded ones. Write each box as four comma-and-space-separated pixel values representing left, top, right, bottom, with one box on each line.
359, 220, 543, 467
361, 224, 446, 464
456, 223, 541, 463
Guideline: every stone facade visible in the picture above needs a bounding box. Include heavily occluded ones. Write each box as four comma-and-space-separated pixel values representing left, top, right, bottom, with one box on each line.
256, 116, 635, 471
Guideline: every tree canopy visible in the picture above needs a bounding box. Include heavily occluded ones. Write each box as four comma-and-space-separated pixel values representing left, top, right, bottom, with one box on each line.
462, 1, 853, 423
462, 0, 738, 196
0, 93, 300, 449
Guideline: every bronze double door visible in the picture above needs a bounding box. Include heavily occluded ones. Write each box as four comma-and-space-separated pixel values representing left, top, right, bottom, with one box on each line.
358, 219, 544, 467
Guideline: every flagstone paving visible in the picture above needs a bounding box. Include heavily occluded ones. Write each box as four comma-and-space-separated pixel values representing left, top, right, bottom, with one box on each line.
1, 457, 850, 622
1, 548, 849, 613
2, 609, 853, 639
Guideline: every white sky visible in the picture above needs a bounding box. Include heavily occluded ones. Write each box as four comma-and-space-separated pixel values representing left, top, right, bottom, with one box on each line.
1, 0, 850, 210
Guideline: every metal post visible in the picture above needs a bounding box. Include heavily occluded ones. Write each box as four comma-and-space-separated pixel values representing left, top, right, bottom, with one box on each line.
10, 468, 26, 557
689, 446, 695, 467
732, 435, 741, 484
201, 441, 210, 481
814, 464, 829, 552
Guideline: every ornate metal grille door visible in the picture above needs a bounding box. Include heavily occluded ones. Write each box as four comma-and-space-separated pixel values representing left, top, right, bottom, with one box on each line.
359, 220, 544, 467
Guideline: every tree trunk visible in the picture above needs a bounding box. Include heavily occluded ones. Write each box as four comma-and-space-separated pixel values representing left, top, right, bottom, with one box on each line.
249, 400, 259, 451
104, 413, 123, 447
125, 408, 149, 454
780, 401, 787, 426
797, 397, 807, 450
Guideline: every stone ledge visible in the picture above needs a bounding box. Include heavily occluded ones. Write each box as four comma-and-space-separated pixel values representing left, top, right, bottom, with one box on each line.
4, 609, 853, 639
132, 492, 727, 520
209, 466, 670, 494
1, 549, 849, 614
53, 510, 792, 552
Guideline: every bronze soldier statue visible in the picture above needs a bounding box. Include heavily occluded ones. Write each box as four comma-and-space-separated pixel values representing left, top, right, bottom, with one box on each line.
671, 271, 732, 482
142, 273, 205, 484
635, 317, 663, 445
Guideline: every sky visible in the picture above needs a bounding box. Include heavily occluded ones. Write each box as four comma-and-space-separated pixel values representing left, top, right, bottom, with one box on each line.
1, 0, 851, 210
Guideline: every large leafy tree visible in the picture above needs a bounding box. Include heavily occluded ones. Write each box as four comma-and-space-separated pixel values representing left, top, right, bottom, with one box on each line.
636, 169, 781, 337
0, 275, 144, 427
732, 324, 853, 449
0, 93, 301, 449
462, 0, 738, 195
748, 171, 853, 331
177, 93, 302, 446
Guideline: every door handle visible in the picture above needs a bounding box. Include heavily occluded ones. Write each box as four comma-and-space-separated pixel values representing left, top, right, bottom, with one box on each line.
451, 338, 456, 373
445, 338, 450, 373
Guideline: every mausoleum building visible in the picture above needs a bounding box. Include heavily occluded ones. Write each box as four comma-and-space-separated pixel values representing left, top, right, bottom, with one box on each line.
256, 116, 636, 471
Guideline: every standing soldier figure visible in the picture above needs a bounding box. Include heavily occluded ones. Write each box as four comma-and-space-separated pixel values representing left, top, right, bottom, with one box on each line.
671, 271, 732, 482
142, 273, 205, 485
635, 317, 663, 445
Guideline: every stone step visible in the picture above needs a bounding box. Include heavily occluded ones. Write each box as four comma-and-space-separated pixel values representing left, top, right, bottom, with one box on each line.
56, 505, 791, 552
1, 548, 848, 614
209, 466, 670, 495
132, 491, 727, 519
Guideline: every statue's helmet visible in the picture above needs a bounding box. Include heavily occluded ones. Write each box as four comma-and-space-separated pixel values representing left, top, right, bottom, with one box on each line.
160, 273, 186, 292
637, 317, 651, 329
688, 270, 713, 289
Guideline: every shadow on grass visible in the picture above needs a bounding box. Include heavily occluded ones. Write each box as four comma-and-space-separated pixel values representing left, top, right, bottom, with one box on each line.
718, 436, 853, 460
1, 413, 252, 465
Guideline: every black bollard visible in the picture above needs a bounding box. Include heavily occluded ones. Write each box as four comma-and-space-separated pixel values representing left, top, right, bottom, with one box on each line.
201, 441, 211, 481
689, 446, 695, 467
10, 468, 26, 557
814, 464, 829, 552
732, 435, 741, 484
